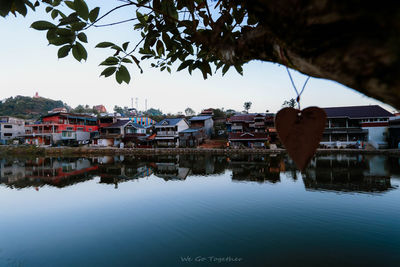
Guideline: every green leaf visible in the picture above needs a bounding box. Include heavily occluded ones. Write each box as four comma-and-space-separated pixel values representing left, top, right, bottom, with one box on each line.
100, 67, 117, 77
222, 64, 230, 76
49, 36, 74, 46
56, 28, 74, 37
177, 60, 193, 71
95, 42, 115, 48
58, 45, 71, 58
71, 21, 86, 31
122, 42, 129, 51
89, 7, 100, 23
72, 41, 87, 62
116, 65, 131, 84
121, 58, 132, 63
77, 32, 88, 43
45, 6, 53, 13
46, 28, 57, 40
31, 21, 56, 31
51, 9, 58, 19
99, 57, 119, 66
64, 1, 75, 10
74, 0, 89, 20
234, 64, 243, 75
156, 40, 164, 56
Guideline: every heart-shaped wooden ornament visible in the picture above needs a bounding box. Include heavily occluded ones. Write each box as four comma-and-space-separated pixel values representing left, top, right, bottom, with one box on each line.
275, 107, 326, 171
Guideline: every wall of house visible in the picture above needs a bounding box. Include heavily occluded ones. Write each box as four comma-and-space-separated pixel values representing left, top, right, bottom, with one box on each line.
0, 122, 25, 142
177, 120, 189, 133
362, 126, 388, 147
204, 119, 214, 137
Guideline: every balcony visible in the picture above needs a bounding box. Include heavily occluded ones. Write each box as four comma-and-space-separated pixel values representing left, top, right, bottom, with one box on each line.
157, 131, 177, 136
231, 125, 243, 131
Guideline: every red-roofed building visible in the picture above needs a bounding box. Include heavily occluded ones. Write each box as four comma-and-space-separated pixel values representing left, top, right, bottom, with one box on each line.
24, 112, 98, 146
93, 105, 107, 113
228, 132, 269, 148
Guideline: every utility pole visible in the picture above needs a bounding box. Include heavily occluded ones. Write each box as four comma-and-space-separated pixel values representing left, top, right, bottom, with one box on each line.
145, 99, 148, 112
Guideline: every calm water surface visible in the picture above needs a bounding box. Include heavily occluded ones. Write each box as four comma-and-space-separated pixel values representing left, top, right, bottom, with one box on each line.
0, 154, 399, 266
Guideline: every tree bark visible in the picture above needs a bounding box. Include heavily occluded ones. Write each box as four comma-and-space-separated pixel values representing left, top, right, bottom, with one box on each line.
238, 0, 400, 109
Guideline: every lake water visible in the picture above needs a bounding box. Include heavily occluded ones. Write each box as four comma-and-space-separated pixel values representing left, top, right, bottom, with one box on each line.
0, 154, 399, 266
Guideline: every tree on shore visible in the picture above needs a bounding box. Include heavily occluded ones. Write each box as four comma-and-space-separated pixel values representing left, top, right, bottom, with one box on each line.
184, 107, 195, 116
282, 98, 297, 108
243, 102, 252, 113
2, 1, 400, 108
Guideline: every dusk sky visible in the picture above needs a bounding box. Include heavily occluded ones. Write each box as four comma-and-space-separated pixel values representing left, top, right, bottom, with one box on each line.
0, 1, 396, 114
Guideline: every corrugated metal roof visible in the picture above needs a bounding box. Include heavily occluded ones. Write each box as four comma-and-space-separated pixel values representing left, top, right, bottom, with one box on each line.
180, 128, 201, 133
155, 118, 183, 126
106, 119, 130, 128
189, 115, 212, 121
323, 105, 393, 118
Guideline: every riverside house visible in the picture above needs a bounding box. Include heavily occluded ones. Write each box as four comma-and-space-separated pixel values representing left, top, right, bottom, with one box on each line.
0, 116, 25, 144
96, 119, 147, 147
226, 113, 273, 148
24, 112, 98, 146
321, 105, 394, 149
188, 115, 214, 137
155, 118, 189, 147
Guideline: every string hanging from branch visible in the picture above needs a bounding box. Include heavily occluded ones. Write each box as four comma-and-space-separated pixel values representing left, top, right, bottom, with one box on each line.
275, 67, 326, 171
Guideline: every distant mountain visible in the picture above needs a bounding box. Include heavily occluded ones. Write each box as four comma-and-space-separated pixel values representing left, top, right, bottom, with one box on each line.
0, 95, 66, 119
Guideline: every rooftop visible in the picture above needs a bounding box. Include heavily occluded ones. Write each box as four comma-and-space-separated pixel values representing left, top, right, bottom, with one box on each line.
323, 105, 393, 118
189, 115, 212, 121
106, 120, 131, 128
155, 118, 183, 126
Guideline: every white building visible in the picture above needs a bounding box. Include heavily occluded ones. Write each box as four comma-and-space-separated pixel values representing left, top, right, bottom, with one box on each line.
321, 105, 393, 149
0, 116, 25, 144
155, 118, 189, 147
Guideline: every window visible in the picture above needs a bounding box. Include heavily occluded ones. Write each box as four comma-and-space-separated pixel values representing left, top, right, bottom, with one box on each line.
4, 133, 12, 137
88, 128, 92, 132
3, 125, 12, 129
66, 127, 73, 131
77, 127, 84, 131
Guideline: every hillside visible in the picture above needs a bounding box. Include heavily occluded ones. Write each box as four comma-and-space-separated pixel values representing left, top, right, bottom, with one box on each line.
0, 95, 66, 119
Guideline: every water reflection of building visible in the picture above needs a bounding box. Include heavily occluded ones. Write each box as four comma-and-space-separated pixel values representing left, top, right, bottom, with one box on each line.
304, 155, 393, 193
229, 154, 284, 183
0, 157, 98, 188
97, 156, 153, 186
151, 156, 190, 181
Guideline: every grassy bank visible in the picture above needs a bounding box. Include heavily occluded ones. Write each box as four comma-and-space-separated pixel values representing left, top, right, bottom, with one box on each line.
0, 146, 399, 157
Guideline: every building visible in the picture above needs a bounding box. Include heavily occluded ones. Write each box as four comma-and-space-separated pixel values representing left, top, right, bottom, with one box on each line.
48, 107, 68, 113
321, 105, 394, 148
0, 116, 25, 144
200, 108, 214, 116
226, 113, 273, 133
155, 118, 189, 147
228, 132, 269, 148
24, 112, 98, 146
93, 105, 107, 113
226, 113, 275, 147
388, 115, 400, 148
97, 119, 146, 147
179, 128, 206, 148
188, 115, 214, 137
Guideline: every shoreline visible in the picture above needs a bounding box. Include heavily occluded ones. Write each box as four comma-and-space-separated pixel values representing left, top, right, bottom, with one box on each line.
0, 146, 399, 156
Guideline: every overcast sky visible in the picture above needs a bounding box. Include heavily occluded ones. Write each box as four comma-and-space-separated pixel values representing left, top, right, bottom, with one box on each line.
0, 1, 396, 115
